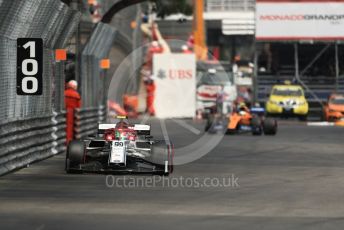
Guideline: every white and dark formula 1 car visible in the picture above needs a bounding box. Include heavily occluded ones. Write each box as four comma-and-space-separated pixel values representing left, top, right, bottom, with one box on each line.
65, 116, 174, 175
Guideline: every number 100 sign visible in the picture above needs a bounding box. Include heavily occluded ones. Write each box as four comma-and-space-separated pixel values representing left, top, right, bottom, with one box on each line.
17, 38, 43, 95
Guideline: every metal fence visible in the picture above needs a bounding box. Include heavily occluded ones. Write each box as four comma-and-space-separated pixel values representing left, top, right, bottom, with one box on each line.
106, 3, 143, 104
80, 3, 143, 118
81, 22, 117, 112
0, 0, 80, 175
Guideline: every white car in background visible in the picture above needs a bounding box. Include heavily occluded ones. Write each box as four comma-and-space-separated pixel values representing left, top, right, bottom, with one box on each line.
196, 63, 237, 117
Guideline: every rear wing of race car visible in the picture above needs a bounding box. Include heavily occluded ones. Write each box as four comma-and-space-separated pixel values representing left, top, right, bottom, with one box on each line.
133, 124, 151, 135
98, 124, 116, 134
98, 124, 150, 135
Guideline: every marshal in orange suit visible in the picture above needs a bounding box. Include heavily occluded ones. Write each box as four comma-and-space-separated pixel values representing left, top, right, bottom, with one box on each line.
65, 80, 81, 143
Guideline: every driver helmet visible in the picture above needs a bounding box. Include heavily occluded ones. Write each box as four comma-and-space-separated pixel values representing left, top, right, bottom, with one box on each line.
115, 121, 129, 129
238, 102, 247, 111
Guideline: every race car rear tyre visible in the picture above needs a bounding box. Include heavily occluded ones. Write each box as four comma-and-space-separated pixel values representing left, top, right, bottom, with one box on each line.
263, 118, 277, 135
65, 140, 85, 174
150, 141, 173, 176
251, 117, 263, 135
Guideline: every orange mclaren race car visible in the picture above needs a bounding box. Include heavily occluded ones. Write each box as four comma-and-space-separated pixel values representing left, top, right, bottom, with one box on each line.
227, 104, 277, 135
205, 103, 277, 135
323, 94, 344, 122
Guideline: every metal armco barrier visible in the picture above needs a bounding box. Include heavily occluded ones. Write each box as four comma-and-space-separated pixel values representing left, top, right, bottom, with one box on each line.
74, 108, 100, 140
0, 116, 55, 175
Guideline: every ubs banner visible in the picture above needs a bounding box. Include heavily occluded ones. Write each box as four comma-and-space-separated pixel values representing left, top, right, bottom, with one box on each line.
153, 53, 196, 118
256, 0, 344, 40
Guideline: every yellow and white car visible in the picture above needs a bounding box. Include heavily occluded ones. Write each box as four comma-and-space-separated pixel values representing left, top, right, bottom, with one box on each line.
266, 84, 309, 120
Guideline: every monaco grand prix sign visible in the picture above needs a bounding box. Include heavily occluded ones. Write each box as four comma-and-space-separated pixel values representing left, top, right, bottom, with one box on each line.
256, 0, 344, 41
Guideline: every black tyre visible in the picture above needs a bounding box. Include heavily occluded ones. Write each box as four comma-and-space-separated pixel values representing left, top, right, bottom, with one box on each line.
263, 118, 277, 135
150, 141, 173, 176
226, 128, 237, 135
65, 140, 85, 173
251, 117, 263, 135
167, 144, 174, 174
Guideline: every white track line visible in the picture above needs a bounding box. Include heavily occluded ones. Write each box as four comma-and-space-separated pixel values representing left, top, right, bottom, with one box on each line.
160, 120, 171, 144
307, 122, 335, 126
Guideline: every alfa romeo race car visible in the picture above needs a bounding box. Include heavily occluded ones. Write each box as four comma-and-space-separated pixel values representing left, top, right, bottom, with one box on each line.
65, 116, 174, 175
205, 105, 277, 135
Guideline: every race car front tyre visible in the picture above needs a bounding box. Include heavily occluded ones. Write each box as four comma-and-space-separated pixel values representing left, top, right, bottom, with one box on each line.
150, 141, 173, 176
65, 140, 85, 174
263, 118, 277, 135
251, 117, 263, 135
